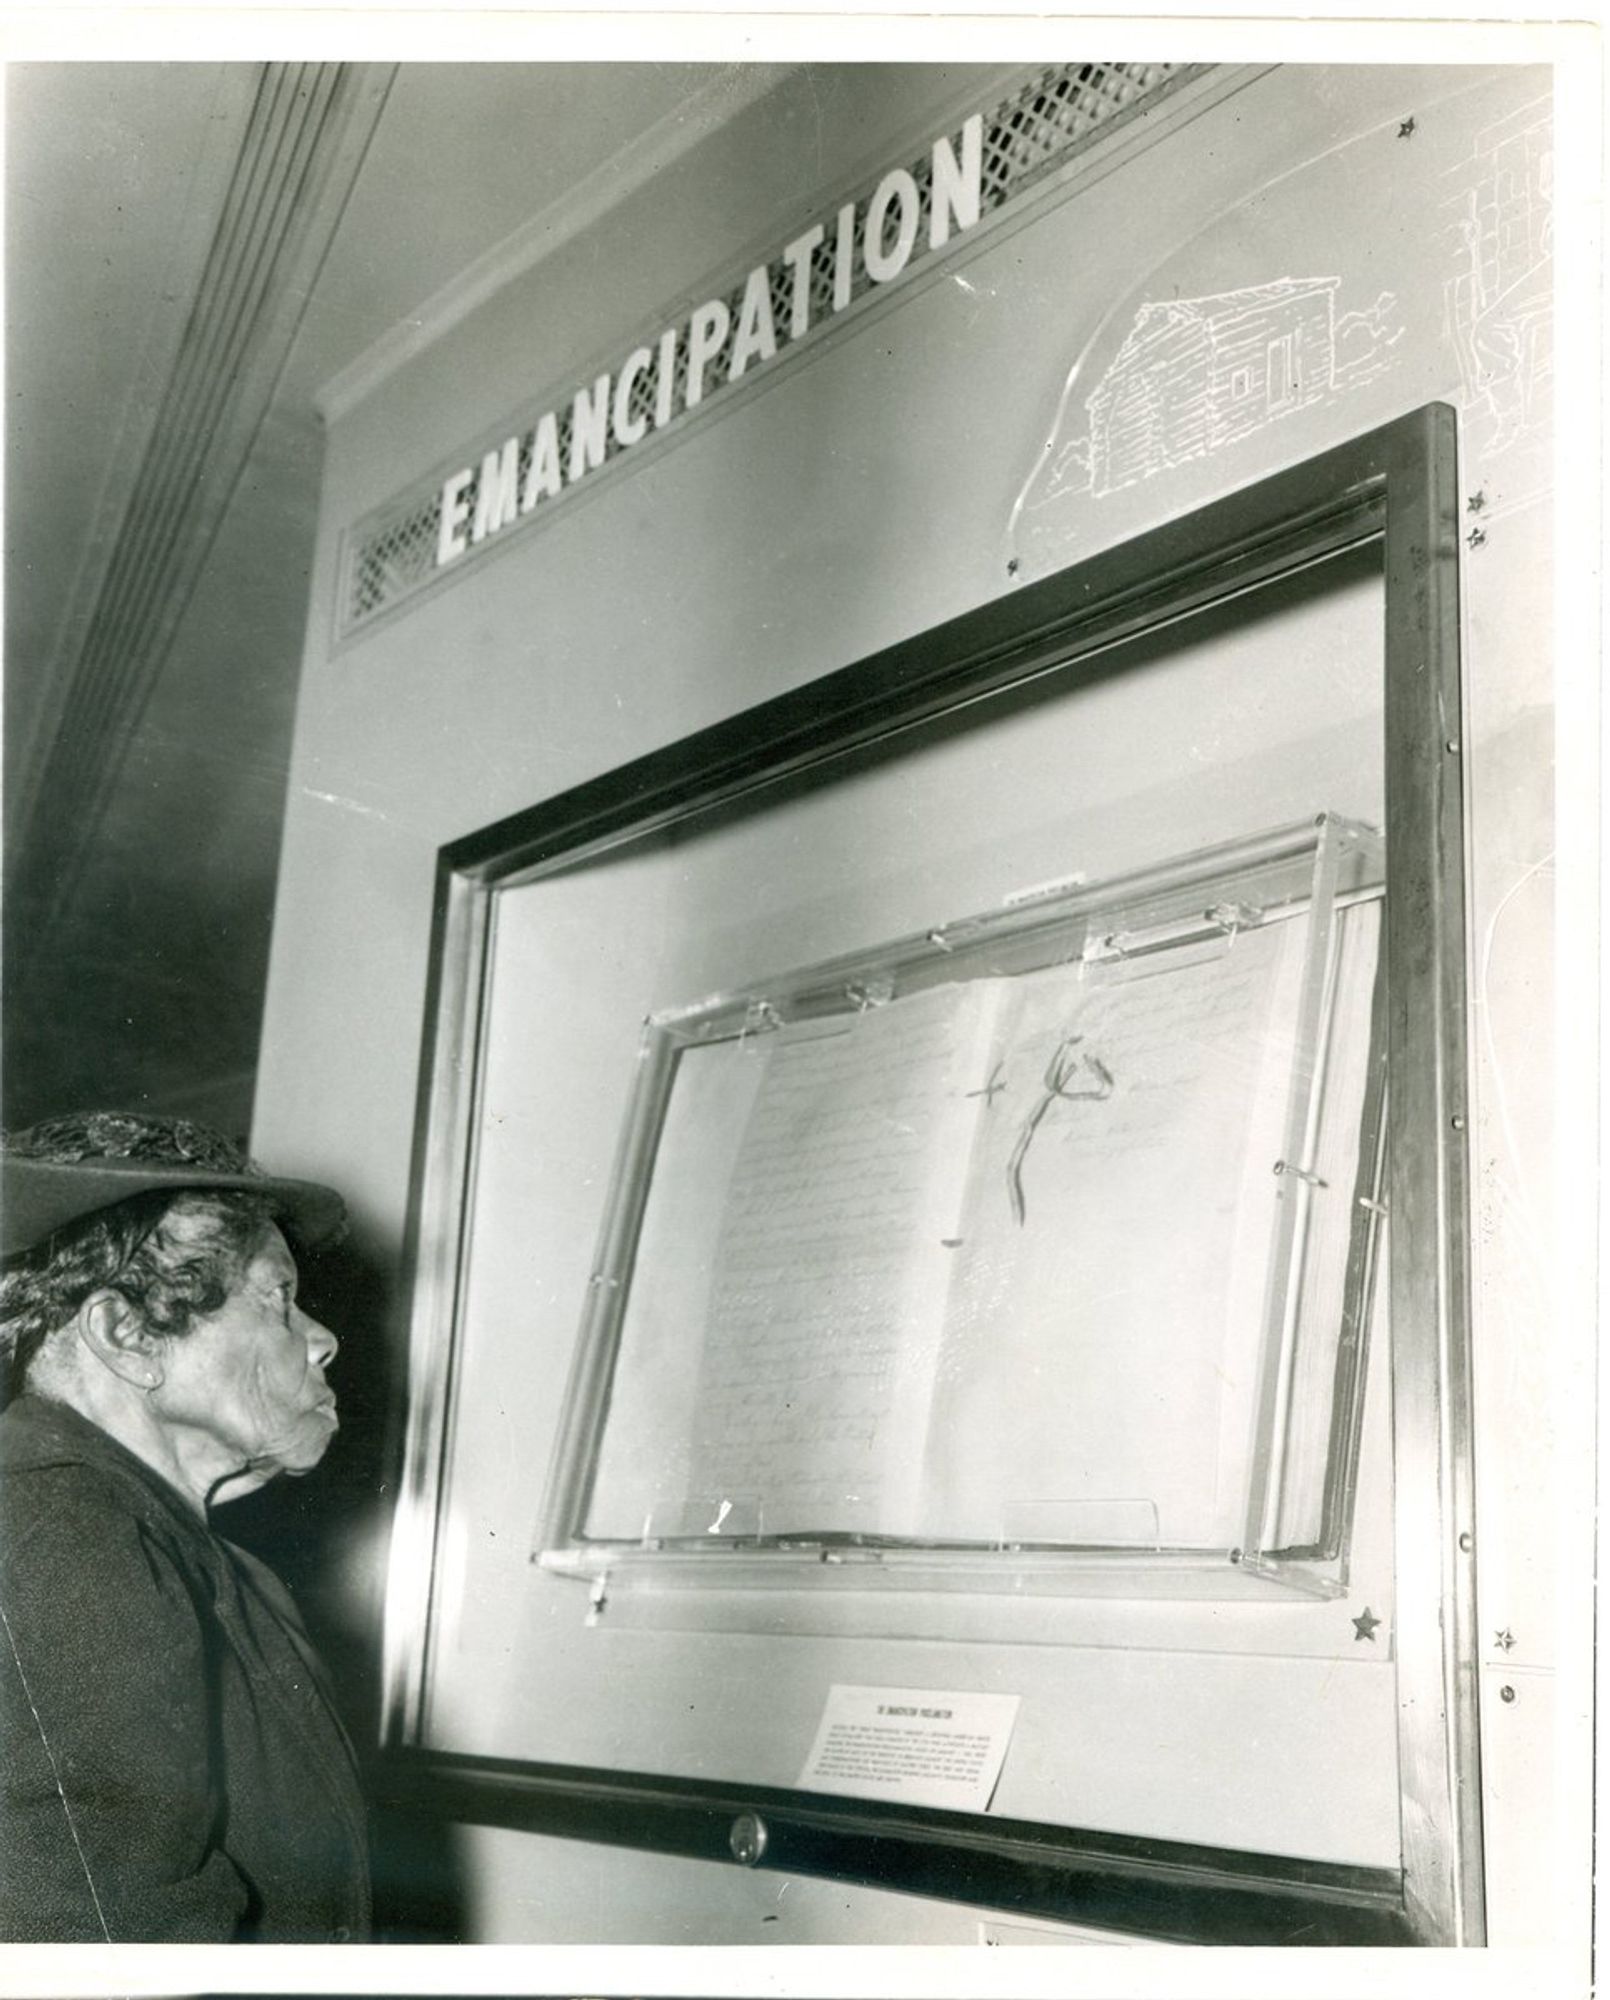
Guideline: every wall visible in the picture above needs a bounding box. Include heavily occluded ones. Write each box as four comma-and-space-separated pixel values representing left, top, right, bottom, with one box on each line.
255, 58, 1573, 1953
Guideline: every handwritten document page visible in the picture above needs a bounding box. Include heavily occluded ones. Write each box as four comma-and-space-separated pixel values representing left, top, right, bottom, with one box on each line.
919, 919, 1304, 1547
584, 1034, 769, 1539
798, 1683, 1021, 1812
684, 984, 997, 1536
581, 912, 1324, 1550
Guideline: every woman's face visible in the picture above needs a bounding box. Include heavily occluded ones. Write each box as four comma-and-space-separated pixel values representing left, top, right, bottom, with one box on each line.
152, 1220, 340, 1483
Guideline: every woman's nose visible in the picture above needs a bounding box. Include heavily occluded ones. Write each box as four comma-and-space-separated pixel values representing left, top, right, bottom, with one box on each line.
299, 1311, 339, 1367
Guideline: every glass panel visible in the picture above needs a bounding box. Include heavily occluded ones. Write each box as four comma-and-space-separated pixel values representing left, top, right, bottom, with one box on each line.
562, 817, 1383, 1584
415, 543, 1401, 1873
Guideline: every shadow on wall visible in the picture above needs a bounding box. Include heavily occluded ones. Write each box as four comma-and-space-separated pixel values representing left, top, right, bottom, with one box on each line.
219, 1226, 470, 1944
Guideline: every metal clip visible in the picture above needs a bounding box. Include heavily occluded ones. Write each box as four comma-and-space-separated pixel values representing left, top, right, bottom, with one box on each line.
845, 977, 895, 1011
1204, 901, 1263, 937
739, 997, 784, 1045
1085, 898, 1266, 964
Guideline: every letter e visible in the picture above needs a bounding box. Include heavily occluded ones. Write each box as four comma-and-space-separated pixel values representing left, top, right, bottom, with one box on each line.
436, 466, 474, 565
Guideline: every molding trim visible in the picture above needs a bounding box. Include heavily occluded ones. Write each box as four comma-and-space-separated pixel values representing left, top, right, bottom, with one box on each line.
315, 62, 801, 426
6, 64, 264, 829
5, 61, 395, 952
377, 1748, 1414, 1946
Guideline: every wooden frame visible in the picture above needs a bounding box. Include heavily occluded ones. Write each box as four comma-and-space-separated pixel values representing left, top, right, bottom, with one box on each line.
378, 403, 1477, 1946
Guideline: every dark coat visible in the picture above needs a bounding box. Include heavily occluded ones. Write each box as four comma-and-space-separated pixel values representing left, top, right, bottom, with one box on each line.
0, 1393, 371, 1942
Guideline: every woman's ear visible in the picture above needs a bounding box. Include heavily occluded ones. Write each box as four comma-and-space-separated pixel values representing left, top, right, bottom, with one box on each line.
76, 1290, 165, 1390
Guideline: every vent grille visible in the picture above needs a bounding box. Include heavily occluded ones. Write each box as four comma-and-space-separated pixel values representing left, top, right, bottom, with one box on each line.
343, 60, 1190, 638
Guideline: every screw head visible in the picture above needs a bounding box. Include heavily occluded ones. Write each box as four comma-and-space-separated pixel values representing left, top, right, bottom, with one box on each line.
729, 1811, 769, 1866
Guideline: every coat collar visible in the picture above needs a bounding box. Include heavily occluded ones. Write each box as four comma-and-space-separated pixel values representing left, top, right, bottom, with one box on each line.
0, 1392, 208, 1539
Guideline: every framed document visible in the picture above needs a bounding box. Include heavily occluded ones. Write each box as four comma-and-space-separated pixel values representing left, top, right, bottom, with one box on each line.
381, 406, 1474, 1944
545, 814, 1385, 1596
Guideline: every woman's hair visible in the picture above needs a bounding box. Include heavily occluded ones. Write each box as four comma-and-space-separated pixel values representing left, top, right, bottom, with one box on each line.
0, 1188, 274, 1399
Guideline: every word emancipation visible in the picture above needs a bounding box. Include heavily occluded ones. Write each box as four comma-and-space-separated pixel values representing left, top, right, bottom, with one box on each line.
436, 116, 985, 568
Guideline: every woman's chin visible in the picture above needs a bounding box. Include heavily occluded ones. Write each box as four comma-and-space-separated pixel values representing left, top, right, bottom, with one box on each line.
253, 1410, 341, 1480
285, 1424, 339, 1474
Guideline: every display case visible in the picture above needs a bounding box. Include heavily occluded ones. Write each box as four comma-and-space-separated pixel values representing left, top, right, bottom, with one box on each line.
379, 406, 1476, 1945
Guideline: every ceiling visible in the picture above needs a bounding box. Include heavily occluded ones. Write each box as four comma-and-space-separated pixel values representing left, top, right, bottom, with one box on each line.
3, 60, 778, 1134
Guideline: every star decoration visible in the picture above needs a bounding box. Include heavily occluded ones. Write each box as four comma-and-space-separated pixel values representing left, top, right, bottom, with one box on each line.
1467, 490, 1487, 514
1467, 526, 1487, 550
1352, 1606, 1382, 1642
1398, 116, 1417, 139
1494, 1628, 1517, 1652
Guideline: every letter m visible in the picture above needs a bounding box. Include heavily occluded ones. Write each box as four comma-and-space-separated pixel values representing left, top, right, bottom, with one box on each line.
471, 437, 520, 542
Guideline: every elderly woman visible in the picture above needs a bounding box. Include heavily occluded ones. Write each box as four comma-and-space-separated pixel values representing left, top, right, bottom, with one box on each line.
0, 1111, 370, 1942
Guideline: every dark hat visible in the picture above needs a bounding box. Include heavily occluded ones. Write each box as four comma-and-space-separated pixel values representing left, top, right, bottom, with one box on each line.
1, 1111, 346, 1260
